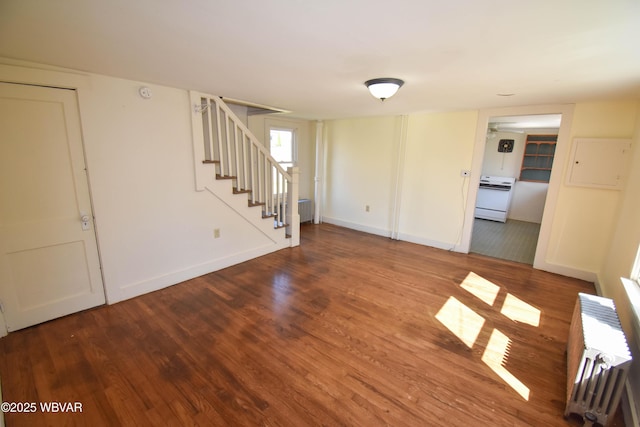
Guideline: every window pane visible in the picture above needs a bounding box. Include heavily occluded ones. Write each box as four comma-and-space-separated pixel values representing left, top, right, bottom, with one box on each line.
270, 129, 293, 163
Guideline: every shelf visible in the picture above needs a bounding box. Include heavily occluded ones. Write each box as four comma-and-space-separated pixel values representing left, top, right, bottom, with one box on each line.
519, 134, 558, 183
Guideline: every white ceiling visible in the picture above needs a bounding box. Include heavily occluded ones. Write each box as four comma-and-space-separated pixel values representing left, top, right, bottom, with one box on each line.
1, 0, 639, 120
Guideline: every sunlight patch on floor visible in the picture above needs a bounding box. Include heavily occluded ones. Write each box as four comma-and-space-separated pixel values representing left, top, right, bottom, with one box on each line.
501, 293, 541, 327
435, 297, 486, 348
481, 328, 531, 401
435, 271, 541, 401
460, 272, 500, 306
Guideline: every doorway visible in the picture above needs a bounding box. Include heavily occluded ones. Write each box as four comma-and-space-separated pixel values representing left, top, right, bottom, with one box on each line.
469, 114, 562, 264
0, 82, 105, 333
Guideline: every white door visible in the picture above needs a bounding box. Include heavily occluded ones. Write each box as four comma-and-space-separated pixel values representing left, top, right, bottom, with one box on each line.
0, 82, 105, 332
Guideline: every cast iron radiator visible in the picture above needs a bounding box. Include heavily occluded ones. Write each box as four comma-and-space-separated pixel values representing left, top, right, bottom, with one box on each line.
298, 199, 313, 223
565, 293, 632, 426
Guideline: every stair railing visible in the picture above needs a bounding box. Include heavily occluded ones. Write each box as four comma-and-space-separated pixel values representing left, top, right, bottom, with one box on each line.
190, 92, 299, 246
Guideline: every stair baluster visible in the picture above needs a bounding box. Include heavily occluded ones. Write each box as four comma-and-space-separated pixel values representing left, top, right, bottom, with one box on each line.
190, 92, 299, 246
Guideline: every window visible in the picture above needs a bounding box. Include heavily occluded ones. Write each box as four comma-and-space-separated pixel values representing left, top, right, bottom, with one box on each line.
632, 244, 640, 284
269, 128, 296, 169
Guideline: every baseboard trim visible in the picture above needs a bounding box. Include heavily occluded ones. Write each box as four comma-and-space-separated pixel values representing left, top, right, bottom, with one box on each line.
107, 241, 291, 304
397, 232, 460, 252
321, 217, 391, 239
320, 217, 461, 253
532, 260, 597, 282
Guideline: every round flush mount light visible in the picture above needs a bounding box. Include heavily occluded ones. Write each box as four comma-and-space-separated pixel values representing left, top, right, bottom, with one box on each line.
364, 78, 404, 101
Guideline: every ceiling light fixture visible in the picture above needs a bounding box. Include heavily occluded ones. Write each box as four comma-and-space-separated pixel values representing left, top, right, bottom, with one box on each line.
364, 78, 404, 101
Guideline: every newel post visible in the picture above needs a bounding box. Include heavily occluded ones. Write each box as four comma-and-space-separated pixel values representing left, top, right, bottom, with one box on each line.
286, 167, 300, 247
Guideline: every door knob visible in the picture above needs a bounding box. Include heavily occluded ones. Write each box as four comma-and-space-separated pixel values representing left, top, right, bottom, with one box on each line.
80, 212, 91, 231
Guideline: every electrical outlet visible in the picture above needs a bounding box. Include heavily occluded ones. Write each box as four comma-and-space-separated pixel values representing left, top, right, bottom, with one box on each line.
213, 228, 220, 238
365, 205, 370, 212
460, 170, 471, 177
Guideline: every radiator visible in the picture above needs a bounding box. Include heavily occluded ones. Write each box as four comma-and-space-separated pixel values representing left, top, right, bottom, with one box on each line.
565, 293, 632, 426
298, 199, 313, 223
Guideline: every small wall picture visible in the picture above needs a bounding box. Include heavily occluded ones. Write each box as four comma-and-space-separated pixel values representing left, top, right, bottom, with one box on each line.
498, 139, 514, 153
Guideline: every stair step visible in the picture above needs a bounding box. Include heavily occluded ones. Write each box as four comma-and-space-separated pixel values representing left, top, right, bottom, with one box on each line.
274, 221, 289, 229
216, 174, 237, 180
202, 159, 220, 164
262, 212, 276, 219
233, 188, 251, 194
249, 201, 265, 208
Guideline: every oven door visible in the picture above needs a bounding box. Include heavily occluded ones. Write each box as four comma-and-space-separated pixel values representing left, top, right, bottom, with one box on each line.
475, 186, 512, 222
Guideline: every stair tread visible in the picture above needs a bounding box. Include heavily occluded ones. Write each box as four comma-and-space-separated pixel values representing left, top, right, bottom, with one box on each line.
216, 174, 237, 180
233, 189, 251, 194
202, 159, 220, 164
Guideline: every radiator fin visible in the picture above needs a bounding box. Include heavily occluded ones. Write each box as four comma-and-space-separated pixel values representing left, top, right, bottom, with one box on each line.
565, 293, 632, 425
298, 199, 313, 223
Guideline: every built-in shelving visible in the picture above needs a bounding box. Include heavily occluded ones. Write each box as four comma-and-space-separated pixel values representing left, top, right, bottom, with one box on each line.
520, 134, 558, 182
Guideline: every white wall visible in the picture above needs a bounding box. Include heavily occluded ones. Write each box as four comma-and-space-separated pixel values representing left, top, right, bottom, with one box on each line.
509, 182, 548, 223
0, 61, 281, 306
481, 131, 525, 178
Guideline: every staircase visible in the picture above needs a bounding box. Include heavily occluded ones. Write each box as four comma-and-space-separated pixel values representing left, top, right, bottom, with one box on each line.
189, 91, 299, 247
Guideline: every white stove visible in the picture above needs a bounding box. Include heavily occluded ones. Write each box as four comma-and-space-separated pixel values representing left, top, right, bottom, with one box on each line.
474, 175, 516, 222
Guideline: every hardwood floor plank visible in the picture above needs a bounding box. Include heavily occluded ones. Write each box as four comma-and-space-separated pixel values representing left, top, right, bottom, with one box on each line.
0, 223, 627, 426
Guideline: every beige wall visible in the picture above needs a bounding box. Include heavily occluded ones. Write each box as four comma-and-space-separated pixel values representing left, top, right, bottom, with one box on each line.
322, 111, 477, 247
599, 101, 640, 421
322, 116, 403, 235
546, 101, 638, 275
400, 111, 478, 248
322, 101, 638, 279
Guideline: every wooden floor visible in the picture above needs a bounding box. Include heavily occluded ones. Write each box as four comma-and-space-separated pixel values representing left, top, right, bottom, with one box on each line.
0, 224, 626, 426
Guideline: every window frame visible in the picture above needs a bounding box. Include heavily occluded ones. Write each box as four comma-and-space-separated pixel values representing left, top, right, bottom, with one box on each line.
631, 244, 640, 284
268, 126, 297, 170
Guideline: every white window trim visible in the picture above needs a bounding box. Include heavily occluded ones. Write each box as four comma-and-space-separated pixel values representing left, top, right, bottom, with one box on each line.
269, 126, 298, 167
623, 244, 640, 348
631, 244, 640, 283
